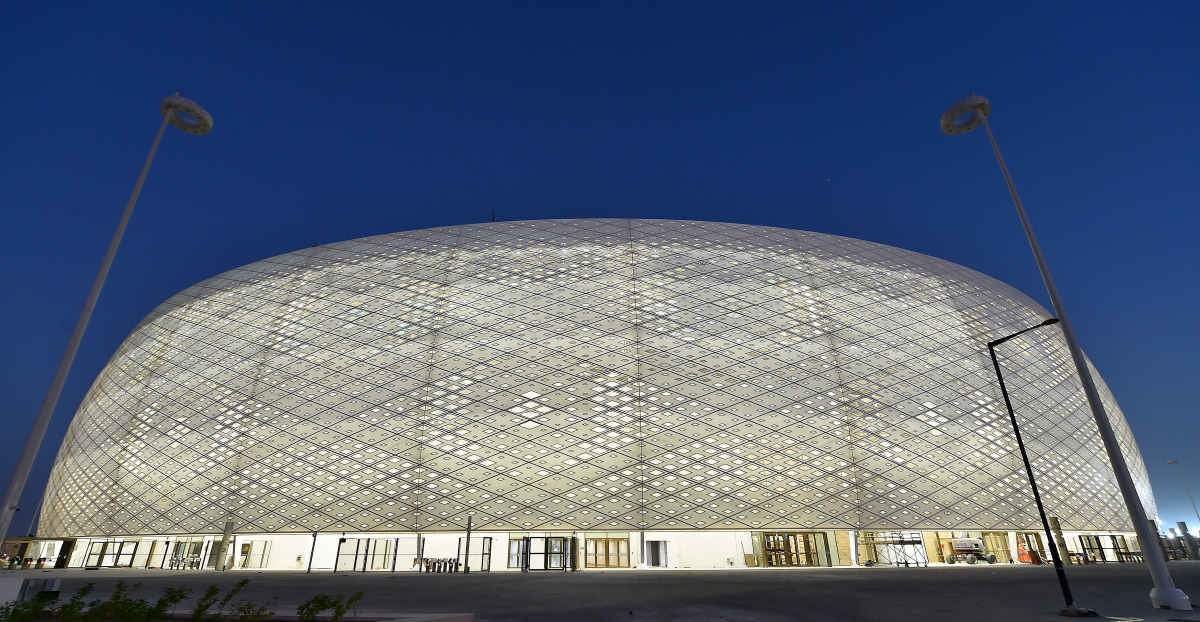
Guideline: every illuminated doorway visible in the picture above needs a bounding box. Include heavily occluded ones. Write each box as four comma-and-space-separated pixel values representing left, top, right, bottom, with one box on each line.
760, 532, 829, 567
585, 538, 629, 568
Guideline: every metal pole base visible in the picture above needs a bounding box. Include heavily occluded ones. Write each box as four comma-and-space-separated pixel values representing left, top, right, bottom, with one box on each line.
1059, 605, 1098, 617
1150, 587, 1193, 610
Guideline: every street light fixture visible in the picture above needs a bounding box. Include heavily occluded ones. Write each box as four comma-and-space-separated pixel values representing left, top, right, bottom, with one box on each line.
942, 94, 1190, 611
0, 93, 212, 540
988, 318, 1094, 617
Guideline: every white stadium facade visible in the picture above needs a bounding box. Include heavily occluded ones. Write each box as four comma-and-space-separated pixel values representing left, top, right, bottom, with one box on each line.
23, 219, 1155, 571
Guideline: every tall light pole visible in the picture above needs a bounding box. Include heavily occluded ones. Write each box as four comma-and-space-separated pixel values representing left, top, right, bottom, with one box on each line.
942, 94, 1190, 610
1166, 460, 1200, 532
0, 93, 212, 540
989, 318, 1094, 617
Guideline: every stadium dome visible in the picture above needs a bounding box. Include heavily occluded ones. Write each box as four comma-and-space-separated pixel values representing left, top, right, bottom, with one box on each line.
38, 219, 1153, 568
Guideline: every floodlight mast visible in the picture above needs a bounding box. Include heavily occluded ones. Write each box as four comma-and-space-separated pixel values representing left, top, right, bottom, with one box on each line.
0, 94, 212, 541
942, 94, 1189, 611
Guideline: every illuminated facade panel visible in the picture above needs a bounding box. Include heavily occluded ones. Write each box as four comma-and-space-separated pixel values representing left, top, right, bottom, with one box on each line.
39, 219, 1153, 538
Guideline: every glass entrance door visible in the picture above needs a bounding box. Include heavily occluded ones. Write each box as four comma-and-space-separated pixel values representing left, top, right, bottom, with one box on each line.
524, 537, 572, 570
456, 536, 493, 572
585, 538, 629, 568
169, 540, 204, 569
238, 541, 273, 569
762, 532, 820, 567
113, 541, 139, 567
84, 541, 112, 567
335, 538, 400, 572
83, 540, 140, 568
335, 538, 368, 571
1078, 534, 1137, 563
508, 538, 526, 569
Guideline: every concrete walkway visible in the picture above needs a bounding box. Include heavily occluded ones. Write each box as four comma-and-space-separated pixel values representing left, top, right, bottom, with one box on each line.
7, 562, 1200, 621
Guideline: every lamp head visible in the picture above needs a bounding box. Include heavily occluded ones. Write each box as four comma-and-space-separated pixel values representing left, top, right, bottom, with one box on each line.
160, 94, 213, 135
941, 94, 991, 135
1040, 318, 1061, 326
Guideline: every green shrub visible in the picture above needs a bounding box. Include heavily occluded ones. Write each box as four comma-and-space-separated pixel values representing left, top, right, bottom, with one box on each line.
231, 597, 276, 622
151, 586, 191, 619
191, 585, 221, 620
296, 594, 334, 622
331, 592, 364, 622
80, 581, 160, 621
0, 590, 58, 622
213, 579, 250, 620
0, 579, 276, 622
56, 582, 94, 622
297, 591, 363, 622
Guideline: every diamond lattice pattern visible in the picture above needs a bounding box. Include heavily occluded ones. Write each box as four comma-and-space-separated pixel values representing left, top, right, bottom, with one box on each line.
39, 219, 1154, 536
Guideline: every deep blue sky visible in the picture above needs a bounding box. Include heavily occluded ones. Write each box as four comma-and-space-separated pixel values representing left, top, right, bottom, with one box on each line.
2, 2, 1197, 537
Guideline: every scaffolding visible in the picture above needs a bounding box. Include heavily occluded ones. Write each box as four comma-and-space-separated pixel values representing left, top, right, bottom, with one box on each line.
858, 531, 928, 567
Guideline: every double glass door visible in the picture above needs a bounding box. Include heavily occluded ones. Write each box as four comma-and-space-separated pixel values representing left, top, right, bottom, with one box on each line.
456, 536, 493, 572
585, 538, 629, 568
335, 538, 399, 572
762, 532, 821, 567
84, 540, 139, 568
169, 540, 205, 569
521, 537, 572, 570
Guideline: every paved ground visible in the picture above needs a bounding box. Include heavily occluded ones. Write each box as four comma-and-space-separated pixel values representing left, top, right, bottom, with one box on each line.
7, 562, 1200, 621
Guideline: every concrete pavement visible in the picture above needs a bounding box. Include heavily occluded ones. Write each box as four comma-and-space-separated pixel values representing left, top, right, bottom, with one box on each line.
7, 562, 1200, 621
